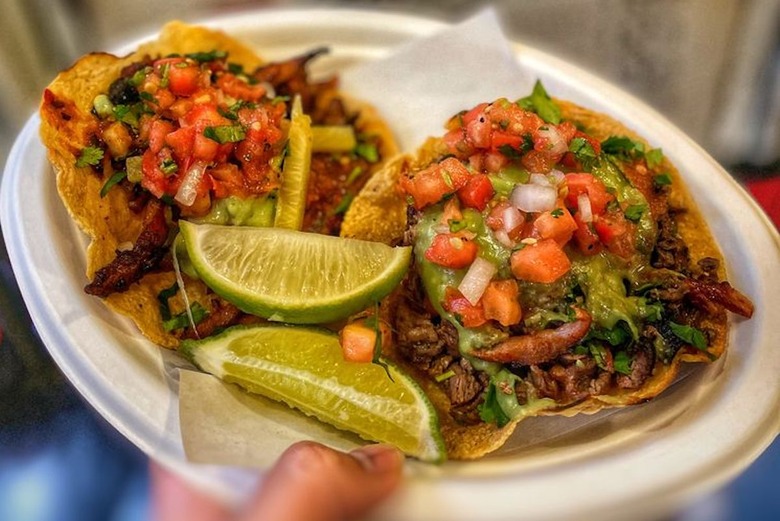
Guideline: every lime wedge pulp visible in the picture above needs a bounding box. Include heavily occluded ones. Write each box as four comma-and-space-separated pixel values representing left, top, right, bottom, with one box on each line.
180, 324, 446, 462
179, 221, 411, 324
274, 95, 313, 230
311, 125, 357, 152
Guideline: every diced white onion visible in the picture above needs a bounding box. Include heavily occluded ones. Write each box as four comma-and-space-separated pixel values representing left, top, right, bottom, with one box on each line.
493, 229, 515, 248
548, 169, 565, 186
537, 125, 568, 156
510, 183, 558, 213
502, 205, 523, 233
260, 81, 276, 100
529, 173, 551, 186
175, 160, 208, 207
578, 193, 593, 223
458, 257, 497, 305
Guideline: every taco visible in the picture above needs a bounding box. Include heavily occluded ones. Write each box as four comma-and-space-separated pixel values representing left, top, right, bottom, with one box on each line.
40, 22, 397, 348
342, 81, 754, 459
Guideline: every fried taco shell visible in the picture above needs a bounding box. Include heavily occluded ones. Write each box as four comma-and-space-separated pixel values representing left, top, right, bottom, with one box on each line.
41, 22, 397, 348
343, 95, 752, 459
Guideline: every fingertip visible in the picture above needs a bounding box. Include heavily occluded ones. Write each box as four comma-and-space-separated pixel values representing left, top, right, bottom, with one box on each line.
350, 444, 405, 475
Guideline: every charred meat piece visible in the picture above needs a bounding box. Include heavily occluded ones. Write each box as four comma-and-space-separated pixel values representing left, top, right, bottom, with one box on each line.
472, 308, 592, 365
84, 200, 169, 297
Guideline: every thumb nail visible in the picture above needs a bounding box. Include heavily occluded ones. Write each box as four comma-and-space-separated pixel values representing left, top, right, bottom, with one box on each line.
351, 444, 404, 474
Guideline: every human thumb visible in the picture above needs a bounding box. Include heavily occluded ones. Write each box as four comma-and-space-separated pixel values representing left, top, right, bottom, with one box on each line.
239, 441, 404, 521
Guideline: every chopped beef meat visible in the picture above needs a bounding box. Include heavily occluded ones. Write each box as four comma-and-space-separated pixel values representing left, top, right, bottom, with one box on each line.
651, 213, 690, 273
84, 200, 169, 297
616, 344, 655, 390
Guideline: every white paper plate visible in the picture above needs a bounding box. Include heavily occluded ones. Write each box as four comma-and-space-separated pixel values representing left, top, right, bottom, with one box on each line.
3, 9, 779, 521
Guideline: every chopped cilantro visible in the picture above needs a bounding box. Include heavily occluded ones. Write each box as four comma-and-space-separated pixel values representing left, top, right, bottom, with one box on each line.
435, 370, 456, 383
478, 382, 511, 427
669, 322, 708, 350
498, 143, 522, 159
551, 208, 564, 218
332, 193, 354, 215
588, 343, 610, 371
99, 170, 127, 198
159, 62, 170, 88
185, 50, 228, 63
614, 351, 632, 375
517, 80, 561, 124
601, 136, 644, 157
112, 104, 142, 128
227, 62, 245, 75
75, 146, 104, 168
161, 158, 178, 175
139, 91, 156, 103
157, 282, 179, 321
204, 125, 246, 144
219, 100, 257, 121
654, 173, 673, 187
448, 219, 467, 233
162, 302, 209, 332
624, 204, 647, 222
345, 166, 363, 185
355, 142, 379, 163
568, 136, 596, 160
645, 148, 664, 169
366, 302, 393, 381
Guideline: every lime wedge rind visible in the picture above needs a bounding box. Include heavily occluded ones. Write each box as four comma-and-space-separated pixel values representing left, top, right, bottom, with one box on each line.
181, 324, 446, 462
274, 95, 312, 230
179, 221, 411, 324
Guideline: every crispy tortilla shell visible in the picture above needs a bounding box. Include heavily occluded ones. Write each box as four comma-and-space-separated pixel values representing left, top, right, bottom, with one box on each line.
347, 100, 729, 459
42, 22, 397, 348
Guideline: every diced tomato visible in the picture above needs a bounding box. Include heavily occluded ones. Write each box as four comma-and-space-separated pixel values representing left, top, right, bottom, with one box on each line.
339, 322, 378, 363
564, 173, 614, 215
425, 233, 478, 269
192, 132, 222, 161
149, 119, 175, 154
533, 204, 577, 246
216, 74, 267, 102
490, 131, 523, 151
457, 174, 494, 211
398, 157, 471, 209
486, 101, 544, 135
482, 279, 522, 326
556, 121, 578, 143
443, 128, 472, 156
151, 88, 176, 111
140, 149, 168, 198
465, 114, 492, 148
168, 64, 201, 97
573, 213, 602, 256
510, 239, 571, 283
443, 287, 487, 328
181, 103, 231, 130
483, 152, 508, 173
593, 211, 635, 258
209, 163, 245, 199
462, 103, 490, 126
521, 149, 555, 173
165, 126, 195, 162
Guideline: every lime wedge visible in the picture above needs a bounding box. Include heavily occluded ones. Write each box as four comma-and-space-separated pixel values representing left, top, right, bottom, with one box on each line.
179, 221, 411, 324
311, 125, 357, 152
181, 324, 446, 462
274, 95, 312, 230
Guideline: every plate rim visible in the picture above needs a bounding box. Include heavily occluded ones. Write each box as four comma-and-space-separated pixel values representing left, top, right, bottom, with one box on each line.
2, 7, 780, 520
